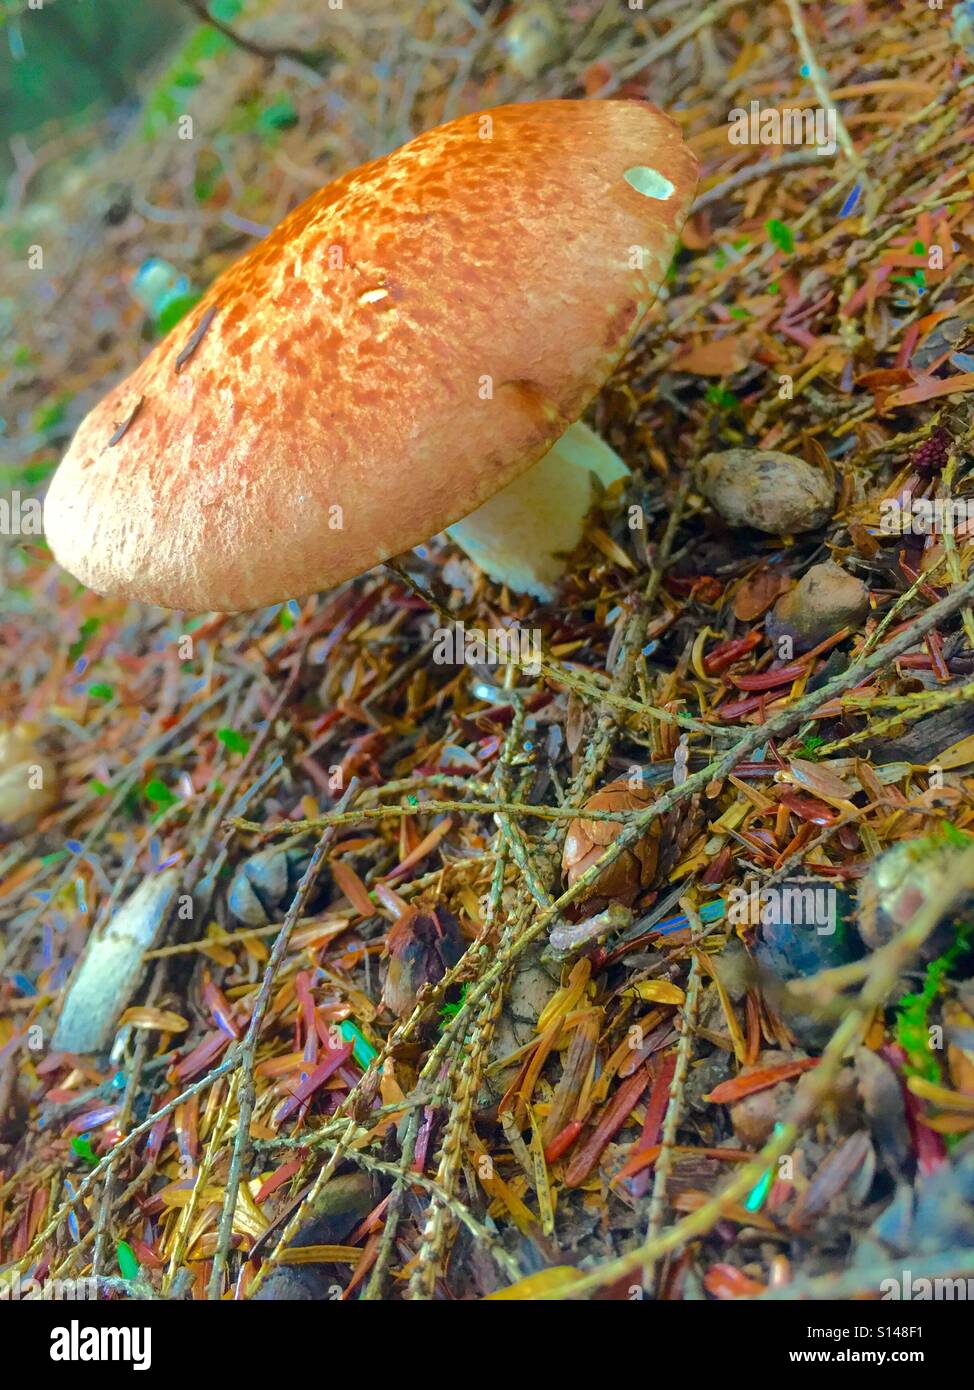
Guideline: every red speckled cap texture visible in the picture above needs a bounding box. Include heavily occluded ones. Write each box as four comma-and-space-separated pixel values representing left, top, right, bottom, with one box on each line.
44, 99, 697, 611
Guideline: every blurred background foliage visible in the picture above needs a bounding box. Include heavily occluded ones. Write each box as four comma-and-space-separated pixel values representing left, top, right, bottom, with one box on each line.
0, 0, 195, 178
0, 0, 349, 497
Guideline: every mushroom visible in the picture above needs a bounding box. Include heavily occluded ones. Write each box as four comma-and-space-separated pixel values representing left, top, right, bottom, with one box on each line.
44, 101, 697, 611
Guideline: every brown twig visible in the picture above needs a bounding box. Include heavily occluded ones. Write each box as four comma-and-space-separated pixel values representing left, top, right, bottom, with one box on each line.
642, 909, 704, 1290
693, 150, 833, 212
205, 776, 361, 1299
178, 0, 319, 63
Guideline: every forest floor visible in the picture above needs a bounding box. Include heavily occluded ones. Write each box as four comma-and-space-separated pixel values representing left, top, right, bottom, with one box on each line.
3, 0, 974, 1302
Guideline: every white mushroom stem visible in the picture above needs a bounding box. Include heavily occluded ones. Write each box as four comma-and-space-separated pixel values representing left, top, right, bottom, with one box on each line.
446, 420, 629, 600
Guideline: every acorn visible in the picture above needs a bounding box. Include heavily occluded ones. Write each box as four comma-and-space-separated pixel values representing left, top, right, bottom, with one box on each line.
227, 844, 313, 926
562, 778, 660, 904
0, 723, 57, 840
381, 905, 466, 1017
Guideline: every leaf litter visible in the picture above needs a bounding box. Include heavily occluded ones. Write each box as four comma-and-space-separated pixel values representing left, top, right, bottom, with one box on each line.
2, 0, 974, 1303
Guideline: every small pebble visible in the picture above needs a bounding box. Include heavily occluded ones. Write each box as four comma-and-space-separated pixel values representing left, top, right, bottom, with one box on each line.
695, 448, 834, 534
766, 560, 870, 653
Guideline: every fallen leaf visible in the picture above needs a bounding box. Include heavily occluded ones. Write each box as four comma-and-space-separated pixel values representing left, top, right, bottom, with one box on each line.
936, 733, 974, 770
486, 1267, 580, 1299
675, 334, 756, 376
331, 857, 376, 919
623, 980, 686, 1005
888, 371, 974, 407
276, 1245, 362, 1264
118, 1007, 188, 1033
706, 1057, 819, 1104
733, 567, 792, 621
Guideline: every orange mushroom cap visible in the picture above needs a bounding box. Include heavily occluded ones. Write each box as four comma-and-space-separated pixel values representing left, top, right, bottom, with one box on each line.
44, 99, 697, 612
